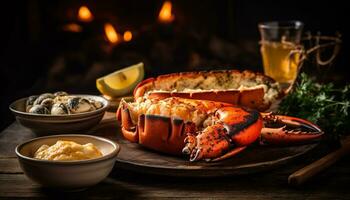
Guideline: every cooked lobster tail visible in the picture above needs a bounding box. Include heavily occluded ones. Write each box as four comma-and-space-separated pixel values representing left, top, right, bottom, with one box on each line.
117, 97, 263, 159
117, 98, 195, 155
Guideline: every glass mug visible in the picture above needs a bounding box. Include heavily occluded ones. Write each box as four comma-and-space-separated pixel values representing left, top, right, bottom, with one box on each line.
259, 21, 304, 84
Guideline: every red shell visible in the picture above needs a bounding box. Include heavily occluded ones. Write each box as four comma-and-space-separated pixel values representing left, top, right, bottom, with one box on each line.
117, 98, 263, 155
133, 70, 283, 111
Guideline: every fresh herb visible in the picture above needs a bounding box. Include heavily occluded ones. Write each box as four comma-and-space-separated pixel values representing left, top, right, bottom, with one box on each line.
278, 73, 350, 136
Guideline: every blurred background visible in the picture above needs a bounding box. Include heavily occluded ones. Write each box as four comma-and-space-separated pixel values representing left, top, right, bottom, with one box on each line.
1, 0, 349, 131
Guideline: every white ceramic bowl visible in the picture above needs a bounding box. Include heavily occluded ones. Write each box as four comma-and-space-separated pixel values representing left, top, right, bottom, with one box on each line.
15, 134, 120, 190
9, 95, 109, 134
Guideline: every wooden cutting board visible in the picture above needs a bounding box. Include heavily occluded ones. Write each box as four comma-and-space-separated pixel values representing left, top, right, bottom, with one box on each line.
90, 112, 319, 177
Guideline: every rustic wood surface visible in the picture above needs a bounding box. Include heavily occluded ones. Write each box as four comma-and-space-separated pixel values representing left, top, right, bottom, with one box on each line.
1, 112, 350, 199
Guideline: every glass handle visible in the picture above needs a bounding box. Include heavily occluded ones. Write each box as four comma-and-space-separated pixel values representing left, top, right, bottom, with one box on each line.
286, 34, 342, 94
304, 34, 342, 66
285, 48, 307, 94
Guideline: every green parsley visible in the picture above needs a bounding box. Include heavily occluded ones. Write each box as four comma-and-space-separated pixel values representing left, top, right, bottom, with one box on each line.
278, 73, 350, 136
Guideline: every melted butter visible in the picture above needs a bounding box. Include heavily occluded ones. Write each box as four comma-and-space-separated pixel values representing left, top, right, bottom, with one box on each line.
34, 140, 103, 161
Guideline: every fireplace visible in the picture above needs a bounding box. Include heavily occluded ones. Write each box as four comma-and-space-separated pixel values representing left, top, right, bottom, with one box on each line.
1, 0, 349, 130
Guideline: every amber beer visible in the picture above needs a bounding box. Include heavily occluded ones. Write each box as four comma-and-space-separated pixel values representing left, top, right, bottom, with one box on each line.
260, 41, 302, 83
259, 21, 304, 84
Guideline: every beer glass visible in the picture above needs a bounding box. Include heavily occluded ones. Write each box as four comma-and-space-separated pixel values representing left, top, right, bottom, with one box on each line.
259, 21, 304, 84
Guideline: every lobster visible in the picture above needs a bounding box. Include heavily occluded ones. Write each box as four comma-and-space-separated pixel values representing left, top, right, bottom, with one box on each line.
133, 70, 284, 111
117, 97, 323, 162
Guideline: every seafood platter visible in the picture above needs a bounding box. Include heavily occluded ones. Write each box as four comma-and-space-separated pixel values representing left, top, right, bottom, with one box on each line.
11, 67, 325, 188
113, 69, 323, 176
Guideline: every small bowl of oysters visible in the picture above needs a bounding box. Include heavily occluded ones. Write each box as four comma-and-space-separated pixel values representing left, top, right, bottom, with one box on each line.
9, 92, 109, 134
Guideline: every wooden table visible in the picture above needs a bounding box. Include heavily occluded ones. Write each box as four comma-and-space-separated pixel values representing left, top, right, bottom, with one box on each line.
1, 112, 350, 199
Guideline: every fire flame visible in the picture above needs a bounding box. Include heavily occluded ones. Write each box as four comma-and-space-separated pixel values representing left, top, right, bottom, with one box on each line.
158, 1, 174, 23
78, 6, 93, 22
123, 31, 133, 42
104, 23, 119, 44
62, 23, 82, 33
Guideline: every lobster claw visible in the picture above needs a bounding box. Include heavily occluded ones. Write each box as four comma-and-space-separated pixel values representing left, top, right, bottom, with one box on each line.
260, 113, 324, 145
183, 107, 263, 162
182, 124, 246, 162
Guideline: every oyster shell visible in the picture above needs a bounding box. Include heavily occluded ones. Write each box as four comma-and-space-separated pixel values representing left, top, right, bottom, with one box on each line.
51, 103, 70, 115
89, 99, 103, 109
26, 95, 38, 112
67, 97, 94, 113
40, 98, 54, 110
33, 93, 55, 105
53, 95, 70, 104
29, 105, 50, 114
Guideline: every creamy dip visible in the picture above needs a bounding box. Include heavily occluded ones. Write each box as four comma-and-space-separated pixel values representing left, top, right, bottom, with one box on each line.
34, 140, 102, 161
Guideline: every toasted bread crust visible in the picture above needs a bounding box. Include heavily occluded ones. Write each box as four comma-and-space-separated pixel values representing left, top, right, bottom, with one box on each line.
134, 70, 283, 111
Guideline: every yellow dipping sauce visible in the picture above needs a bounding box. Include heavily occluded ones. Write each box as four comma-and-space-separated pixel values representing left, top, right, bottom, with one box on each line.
34, 140, 103, 161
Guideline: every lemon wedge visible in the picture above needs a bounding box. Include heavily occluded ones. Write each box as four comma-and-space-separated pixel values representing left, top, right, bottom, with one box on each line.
96, 62, 144, 97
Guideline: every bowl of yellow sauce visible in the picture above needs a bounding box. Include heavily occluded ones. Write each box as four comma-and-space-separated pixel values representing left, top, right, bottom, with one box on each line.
15, 134, 120, 190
